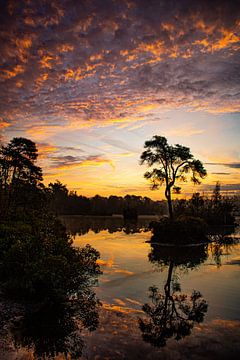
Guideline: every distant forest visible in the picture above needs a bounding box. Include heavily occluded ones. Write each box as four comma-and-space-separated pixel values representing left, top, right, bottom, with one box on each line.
48, 181, 167, 216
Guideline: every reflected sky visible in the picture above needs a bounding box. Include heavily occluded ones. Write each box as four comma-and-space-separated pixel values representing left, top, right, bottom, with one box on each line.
68, 217, 240, 322
66, 217, 240, 359
1, 217, 239, 359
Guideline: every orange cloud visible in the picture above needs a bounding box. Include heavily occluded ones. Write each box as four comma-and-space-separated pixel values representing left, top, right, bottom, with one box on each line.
57, 44, 74, 52
96, 257, 114, 268
0, 65, 25, 80
0, 120, 10, 129
26, 125, 62, 137
102, 303, 143, 314
113, 269, 134, 275
39, 55, 55, 69
194, 27, 240, 53
37, 143, 58, 158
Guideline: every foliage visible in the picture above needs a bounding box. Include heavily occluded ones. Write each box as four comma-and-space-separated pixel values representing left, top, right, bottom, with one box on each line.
0, 137, 42, 186
0, 210, 101, 303
149, 216, 207, 244
0, 137, 102, 357
0, 137, 43, 218
0, 137, 101, 304
174, 188, 236, 227
140, 135, 207, 218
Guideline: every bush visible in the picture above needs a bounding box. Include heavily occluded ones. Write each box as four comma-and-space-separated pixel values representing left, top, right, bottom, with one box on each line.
0, 213, 101, 303
149, 216, 207, 244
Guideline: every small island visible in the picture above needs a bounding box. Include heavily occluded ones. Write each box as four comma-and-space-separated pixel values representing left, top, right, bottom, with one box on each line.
140, 136, 236, 245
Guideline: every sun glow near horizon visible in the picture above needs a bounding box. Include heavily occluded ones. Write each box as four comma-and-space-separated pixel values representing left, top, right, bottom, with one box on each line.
0, 0, 239, 199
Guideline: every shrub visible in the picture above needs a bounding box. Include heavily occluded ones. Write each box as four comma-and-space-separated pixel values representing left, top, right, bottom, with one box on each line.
149, 216, 207, 244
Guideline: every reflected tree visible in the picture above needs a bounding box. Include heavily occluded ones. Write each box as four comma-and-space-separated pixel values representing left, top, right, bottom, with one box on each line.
139, 283, 208, 347
62, 216, 151, 236
208, 235, 239, 268
11, 303, 85, 359
0, 242, 101, 359
139, 243, 208, 347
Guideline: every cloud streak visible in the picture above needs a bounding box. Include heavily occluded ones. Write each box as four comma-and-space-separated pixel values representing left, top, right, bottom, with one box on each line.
49, 154, 115, 170
206, 162, 240, 169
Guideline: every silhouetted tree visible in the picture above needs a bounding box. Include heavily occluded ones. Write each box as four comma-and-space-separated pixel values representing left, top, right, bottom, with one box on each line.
140, 136, 207, 218
48, 180, 68, 215
0, 137, 42, 186
212, 181, 222, 204
0, 137, 42, 216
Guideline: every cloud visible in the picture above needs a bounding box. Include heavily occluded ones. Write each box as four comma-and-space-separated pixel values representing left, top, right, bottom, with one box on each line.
206, 162, 240, 169
164, 126, 205, 137
49, 154, 115, 170
102, 137, 138, 152
1, 0, 240, 136
211, 172, 231, 175
201, 183, 240, 191
37, 142, 84, 158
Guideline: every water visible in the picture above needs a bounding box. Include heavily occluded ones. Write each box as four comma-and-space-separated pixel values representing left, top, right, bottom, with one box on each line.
63, 216, 240, 359
2, 216, 240, 359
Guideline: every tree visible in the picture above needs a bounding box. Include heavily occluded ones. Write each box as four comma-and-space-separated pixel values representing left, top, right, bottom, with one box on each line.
0, 137, 42, 187
48, 180, 68, 215
0, 137, 43, 216
212, 181, 221, 204
140, 136, 207, 218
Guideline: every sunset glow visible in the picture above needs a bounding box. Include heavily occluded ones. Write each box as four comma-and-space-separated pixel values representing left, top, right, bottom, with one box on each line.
1, 0, 239, 198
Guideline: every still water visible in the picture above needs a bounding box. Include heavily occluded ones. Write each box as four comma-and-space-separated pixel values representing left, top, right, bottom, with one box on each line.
63, 216, 240, 360
2, 216, 240, 359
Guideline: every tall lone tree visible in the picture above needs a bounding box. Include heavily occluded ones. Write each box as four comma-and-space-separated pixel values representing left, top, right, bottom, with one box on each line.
140, 136, 207, 219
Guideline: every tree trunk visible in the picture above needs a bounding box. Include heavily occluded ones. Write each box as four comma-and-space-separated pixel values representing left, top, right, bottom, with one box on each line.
164, 261, 174, 296
165, 186, 173, 219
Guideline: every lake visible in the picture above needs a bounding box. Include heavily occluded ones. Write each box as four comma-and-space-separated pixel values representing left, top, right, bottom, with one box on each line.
62, 215, 240, 360
1, 215, 240, 359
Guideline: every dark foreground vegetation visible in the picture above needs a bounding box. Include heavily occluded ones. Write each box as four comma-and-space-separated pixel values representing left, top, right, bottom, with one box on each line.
0, 137, 101, 357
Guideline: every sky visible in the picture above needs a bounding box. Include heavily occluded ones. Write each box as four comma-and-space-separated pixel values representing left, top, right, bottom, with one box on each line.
0, 0, 240, 199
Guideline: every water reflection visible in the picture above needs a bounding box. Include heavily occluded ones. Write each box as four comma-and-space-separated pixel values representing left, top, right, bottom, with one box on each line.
61, 215, 152, 235
208, 235, 239, 268
0, 248, 101, 359
139, 243, 208, 347
11, 302, 86, 358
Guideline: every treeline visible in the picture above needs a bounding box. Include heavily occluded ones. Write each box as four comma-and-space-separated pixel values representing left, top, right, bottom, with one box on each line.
48, 181, 167, 216
173, 183, 237, 226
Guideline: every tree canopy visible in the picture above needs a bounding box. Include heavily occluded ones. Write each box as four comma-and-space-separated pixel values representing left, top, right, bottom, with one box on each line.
140, 136, 207, 218
0, 137, 42, 187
